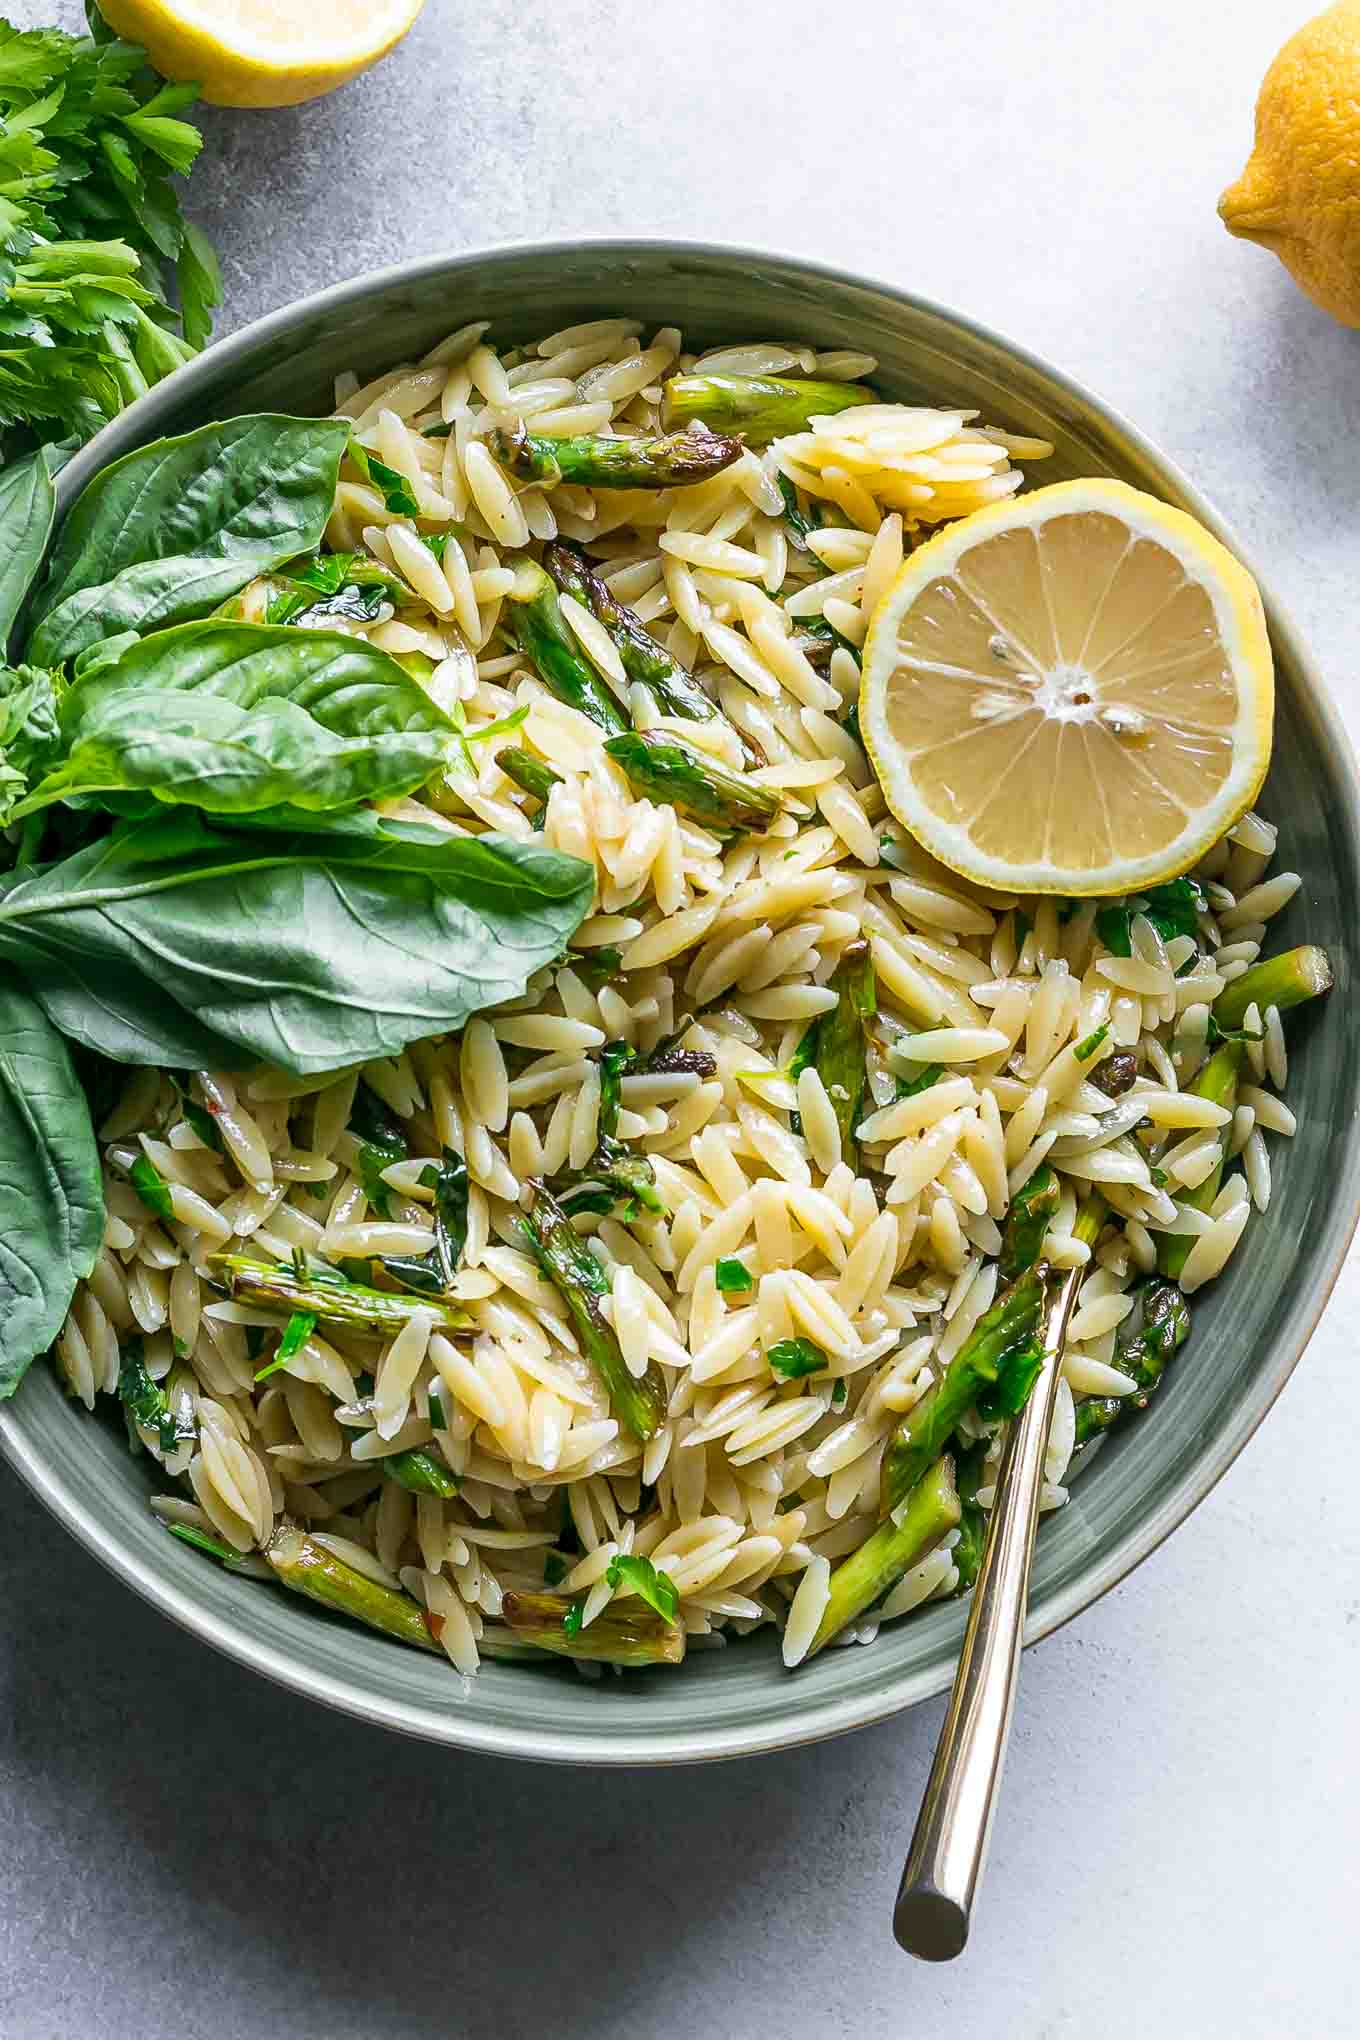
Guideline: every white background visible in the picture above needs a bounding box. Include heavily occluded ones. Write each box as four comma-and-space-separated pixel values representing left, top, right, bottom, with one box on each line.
2, 3, 1358, 2033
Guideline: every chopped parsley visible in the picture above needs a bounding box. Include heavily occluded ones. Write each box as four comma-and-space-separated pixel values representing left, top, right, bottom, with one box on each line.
715, 1257, 754, 1294
895, 1062, 944, 1100
976, 1338, 1045, 1422
606, 1552, 679, 1622
768, 1336, 828, 1381
1097, 878, 1204, 958
128, 1152, 173, 1220
174, 1081, 223, 1152
572, 946, 624, 990
253, 1309, 317, 1382
167, 1523, 237, 1564
1074, 1023, 1110, 1062
348, 441, 420, 517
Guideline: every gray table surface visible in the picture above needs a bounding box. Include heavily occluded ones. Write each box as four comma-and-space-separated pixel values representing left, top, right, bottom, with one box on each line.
4, 2, 1359, 2033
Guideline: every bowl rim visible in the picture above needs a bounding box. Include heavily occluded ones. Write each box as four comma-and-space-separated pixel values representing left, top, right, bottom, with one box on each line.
3, 233, 1358, 1765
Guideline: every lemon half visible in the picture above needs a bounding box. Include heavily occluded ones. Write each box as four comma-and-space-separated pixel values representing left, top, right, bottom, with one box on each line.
99, 0, 425, 108
859, 478, 1274, 896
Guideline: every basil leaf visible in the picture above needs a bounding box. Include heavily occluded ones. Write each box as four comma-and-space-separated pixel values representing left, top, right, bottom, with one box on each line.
0, 978, 104, 1396
0, 808, 595, 1075
605, 1552, 679, 1622
0, 446, 57, 645
13, 621, 456, 819
714, 1256, 754, 1294
27, 415, 351, 664
288, 583, 387, 628
288, 553, 402, 598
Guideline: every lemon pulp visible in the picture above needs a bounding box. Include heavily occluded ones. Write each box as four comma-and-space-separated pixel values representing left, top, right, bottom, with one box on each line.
859, 479, 1274, 896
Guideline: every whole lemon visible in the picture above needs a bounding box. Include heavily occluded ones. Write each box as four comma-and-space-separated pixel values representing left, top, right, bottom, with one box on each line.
1219, 0, 1360, 326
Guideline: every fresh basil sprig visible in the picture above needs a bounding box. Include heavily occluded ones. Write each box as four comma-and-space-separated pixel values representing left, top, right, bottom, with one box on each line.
27, 415, 352, 663
0, 808, 595, 1075
12, 621, 459, 819
0, 410, 596, 1402
0, 979, 103, 1396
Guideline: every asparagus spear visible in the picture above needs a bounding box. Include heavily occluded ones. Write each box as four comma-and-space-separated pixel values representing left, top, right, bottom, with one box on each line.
549, 1142, 666, 1219
810, 939, 875, 1171
1210, 943, 1333, 1032
384, 1447, 461, 1497
518, 1185, 667, 1440
604, 729, 783, 834
545, 1043, 666, 1218
212, 1253, 470, 1336
663, 372, 876, 445
264, 1525, 442, 1652
1154, 1043, 1244, 1281
1149, 951, 1331, 1278
507, 563, 628, 734
880, 1268, 1047, 1517
543, 542, 758, 759
1000, 1164, 1060, 1278
950, 1442, 990, 1595
1074, 1281, 1190, 1446
496, 746, 562, 806
805, 1455, 961, 1659
501, 1590, 686, 1665
490, 418, 741, 490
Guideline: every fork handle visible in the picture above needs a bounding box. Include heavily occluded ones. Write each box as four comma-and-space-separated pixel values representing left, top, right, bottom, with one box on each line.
892, 1264, 1082, 1960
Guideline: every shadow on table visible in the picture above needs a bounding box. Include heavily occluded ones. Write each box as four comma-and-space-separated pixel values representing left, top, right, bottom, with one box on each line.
1208, 268, 1360, 532
1, 1475, 954, 2040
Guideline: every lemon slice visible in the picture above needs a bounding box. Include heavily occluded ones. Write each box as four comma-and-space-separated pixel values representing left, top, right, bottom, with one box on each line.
98, 0, 425, 108
859, 478, 1274, 896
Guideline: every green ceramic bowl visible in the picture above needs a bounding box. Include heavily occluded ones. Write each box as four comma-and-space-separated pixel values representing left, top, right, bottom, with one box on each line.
3, 241, 1356, 1764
